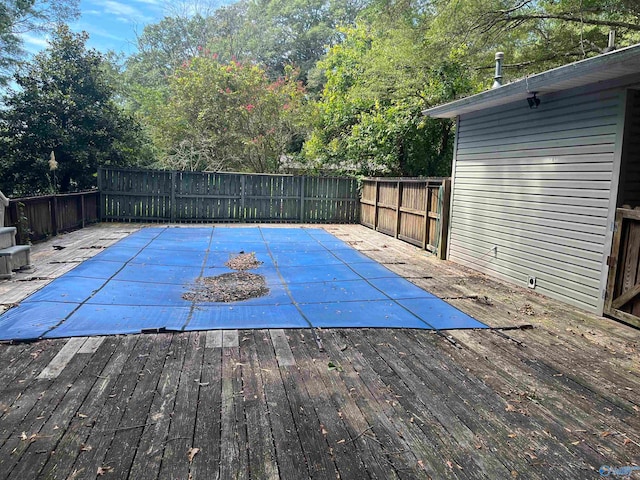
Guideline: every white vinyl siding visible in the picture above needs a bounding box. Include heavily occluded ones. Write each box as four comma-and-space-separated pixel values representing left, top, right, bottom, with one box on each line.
449, 88, 623, 313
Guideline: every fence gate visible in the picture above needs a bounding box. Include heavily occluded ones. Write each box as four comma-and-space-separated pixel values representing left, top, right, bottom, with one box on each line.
605, 207, 640, 328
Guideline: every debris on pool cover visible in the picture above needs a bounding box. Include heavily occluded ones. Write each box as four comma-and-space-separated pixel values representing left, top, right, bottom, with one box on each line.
224, 252, 263, 270
183, 271, 270, 303
184, 252, 269, 302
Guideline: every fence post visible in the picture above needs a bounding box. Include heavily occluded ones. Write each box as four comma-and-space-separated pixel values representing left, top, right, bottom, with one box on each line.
299, 176, 306, 222
394, 181, 402, 238
422, 181, 430, 250
240, 174, 246, 219
80, 192, 85, 228
51, 195, 58, 236
438, 178, 451, 260
97, 168, 101, 221
170, 171, 176, 223
12, 202, 27, 244
373, 180, 380, 230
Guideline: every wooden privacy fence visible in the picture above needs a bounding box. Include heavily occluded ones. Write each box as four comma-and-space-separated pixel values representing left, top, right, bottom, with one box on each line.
605, 207, 640, 328
98, 168, 360, 224
4, 191, 99, 243
360, 177, 451, 259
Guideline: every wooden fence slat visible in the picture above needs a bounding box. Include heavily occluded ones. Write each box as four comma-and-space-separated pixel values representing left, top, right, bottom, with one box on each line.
99, 168, 359, 224
361, 177, 451, 259
7, 191, 100, 243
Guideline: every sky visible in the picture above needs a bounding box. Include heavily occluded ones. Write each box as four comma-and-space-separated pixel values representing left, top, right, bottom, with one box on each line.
21, 0, 237, 57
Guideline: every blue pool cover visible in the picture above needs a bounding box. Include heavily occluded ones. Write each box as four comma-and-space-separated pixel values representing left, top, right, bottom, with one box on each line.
0, 227, 487, 340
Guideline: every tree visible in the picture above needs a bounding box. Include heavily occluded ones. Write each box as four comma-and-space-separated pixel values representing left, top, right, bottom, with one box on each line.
302, 20, 474, 176
123, 0, 370, 91
126, 15, 219, 90
241, 0, 368, 80
0, 0, 80, 86
119, 0, 640, 180
429, 0, 640, 82
0, 25, 152, 196
122, 7, 248, 119
146, 56, 306, 173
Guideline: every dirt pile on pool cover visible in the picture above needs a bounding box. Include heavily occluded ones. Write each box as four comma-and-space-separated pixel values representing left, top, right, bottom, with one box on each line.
224, 252, 263, 270
183, 252, 269, 302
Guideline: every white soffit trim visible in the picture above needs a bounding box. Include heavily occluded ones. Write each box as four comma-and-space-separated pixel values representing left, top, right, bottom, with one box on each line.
423, 43, 640, 119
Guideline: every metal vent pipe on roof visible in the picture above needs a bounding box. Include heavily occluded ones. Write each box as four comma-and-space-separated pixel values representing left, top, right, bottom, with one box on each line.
605, 30, 616, 52
492, 52, 504, 89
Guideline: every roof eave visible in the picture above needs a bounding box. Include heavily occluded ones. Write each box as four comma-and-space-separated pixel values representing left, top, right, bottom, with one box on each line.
423, 43, 640, 119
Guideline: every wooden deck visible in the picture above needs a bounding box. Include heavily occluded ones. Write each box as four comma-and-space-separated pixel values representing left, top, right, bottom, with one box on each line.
0, 223, 638, 480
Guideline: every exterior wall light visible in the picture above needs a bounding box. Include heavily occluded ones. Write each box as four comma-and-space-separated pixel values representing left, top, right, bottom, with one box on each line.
527, 93, 540, 109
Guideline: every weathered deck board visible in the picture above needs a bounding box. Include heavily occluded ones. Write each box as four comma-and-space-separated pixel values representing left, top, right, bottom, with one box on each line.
67, 336, 150, 478
286, 330, 370, 480
127, 335, 186, 480
358, 329, 512, 479
160, 332, 205, 480
0, 340, 60, 425
252, 330, 310, 480
326, 330, 442, 480
218, 333, 248, 480
0, 223, 637, 479
189, 334, 223, 479
292, 330, 395, 480
38, 336, 127, 480
0, 336, 118, 479
242, 333, 279, 480
101, 334, 174, 479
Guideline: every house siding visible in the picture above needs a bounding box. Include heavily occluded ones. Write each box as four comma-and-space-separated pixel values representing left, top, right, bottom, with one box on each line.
449, 88, 624, 313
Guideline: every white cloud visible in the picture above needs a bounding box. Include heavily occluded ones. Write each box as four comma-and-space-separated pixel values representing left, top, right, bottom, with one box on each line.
20, 33, 49, 52
76, 22, 124, 41
102, 1, 152, 22
131, 0, 165, 16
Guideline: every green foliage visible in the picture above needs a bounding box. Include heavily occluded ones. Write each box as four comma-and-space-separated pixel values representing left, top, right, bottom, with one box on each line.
0, 0, 80, 87
125, 15, 219, 90
302, 22, 474, 176
0, 25, 152, 196
241, 0, 367, 80
124, 0, 367, 90
5, 0, 636, 194
145, 56, 307, 173
429, 0, 640, 82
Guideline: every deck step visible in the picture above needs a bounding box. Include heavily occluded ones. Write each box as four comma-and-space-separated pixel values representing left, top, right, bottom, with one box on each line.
0, 244, 33, 279
0, 227, 16, 249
